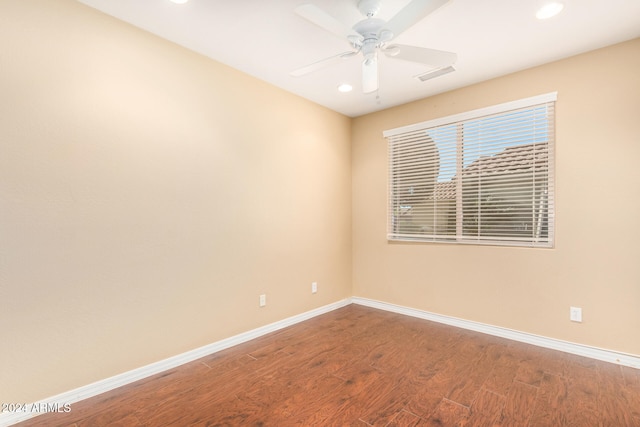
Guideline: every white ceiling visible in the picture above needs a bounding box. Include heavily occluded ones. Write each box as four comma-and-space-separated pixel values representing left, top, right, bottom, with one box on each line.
77, 0, 640, 117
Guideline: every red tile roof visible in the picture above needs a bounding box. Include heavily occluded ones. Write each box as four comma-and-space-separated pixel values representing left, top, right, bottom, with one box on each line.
428, 142, 549, 201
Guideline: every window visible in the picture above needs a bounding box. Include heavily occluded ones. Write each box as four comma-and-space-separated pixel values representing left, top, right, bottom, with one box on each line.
384, 93, 556, 247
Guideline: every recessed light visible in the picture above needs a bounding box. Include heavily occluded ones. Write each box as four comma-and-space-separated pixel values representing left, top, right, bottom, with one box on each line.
169, 0, 189, 4
536, 2, 564, 19
337, 83, 353, 93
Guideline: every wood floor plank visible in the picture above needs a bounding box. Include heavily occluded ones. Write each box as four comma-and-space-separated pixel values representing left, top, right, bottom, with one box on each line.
500, 380, 538, 425
482, 346, 521, 396
596, 361, 640, 427
403, 389, 443, 420
621, 364, 640, 389
446, 340, 497, 407
13, 304, 640, 427
280, 375, 351, 424
357, 380, 410, 426
386, 410, 429, 427
626, 387, 640, 422
514, 357, 546, 388
76, 412, 143, 427
423, 398, 469, 427
466, 387, 505, 426
564, 364, 600, 422
528, 372, 570, 426
332, 362, 409, 426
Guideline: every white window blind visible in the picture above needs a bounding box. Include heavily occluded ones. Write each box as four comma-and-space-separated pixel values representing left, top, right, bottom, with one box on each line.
384, 93, 556, 247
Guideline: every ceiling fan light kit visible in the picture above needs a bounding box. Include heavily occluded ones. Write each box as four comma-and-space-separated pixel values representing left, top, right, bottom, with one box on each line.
291, 0, 457, 94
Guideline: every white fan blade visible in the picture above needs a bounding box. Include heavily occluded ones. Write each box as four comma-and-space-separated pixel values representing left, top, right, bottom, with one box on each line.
295, 4, 360, 40
362, 57, 378, 93
383, 44, 457, 68
384, 0, 449, 39
290, 51, 358, 77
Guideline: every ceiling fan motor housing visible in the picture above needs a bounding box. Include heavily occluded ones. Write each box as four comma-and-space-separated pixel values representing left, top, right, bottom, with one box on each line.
352, 18, 386, 50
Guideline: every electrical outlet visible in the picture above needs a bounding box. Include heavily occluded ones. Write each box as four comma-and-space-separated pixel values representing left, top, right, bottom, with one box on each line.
570, 306, 582, 322
311, 282, 317, 294
259, 294, 266, 307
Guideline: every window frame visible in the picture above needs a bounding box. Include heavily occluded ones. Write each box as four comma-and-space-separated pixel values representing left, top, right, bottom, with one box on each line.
384, 92, 556, 248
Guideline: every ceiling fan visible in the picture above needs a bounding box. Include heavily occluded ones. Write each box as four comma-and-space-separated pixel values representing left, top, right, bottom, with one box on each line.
290, 0, 457, 93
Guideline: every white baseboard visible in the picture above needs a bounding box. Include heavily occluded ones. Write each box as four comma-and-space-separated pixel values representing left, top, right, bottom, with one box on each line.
0, 298, 352, 427
352, 296, 640, 369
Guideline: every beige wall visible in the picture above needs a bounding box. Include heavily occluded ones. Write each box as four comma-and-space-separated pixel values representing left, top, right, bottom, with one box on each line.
352, 38, 640, 356
0, 1, 352, 403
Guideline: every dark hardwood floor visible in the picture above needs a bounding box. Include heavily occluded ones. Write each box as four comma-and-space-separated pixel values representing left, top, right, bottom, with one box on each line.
15, 304, 640, 426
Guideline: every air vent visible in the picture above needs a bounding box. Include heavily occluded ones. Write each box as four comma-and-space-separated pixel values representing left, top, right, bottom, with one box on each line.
415, 66, 455, 82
